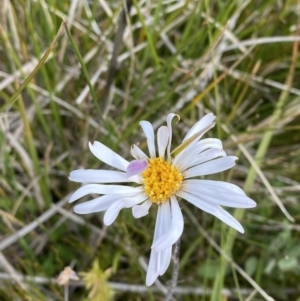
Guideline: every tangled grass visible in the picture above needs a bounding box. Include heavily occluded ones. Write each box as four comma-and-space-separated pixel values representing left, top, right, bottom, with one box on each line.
1, 0, 300, 300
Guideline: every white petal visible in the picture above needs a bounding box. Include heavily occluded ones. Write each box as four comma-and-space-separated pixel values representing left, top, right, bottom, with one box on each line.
174, 138, 223, 167
153, 202, 171, 242
197, 138, 223, 153
215, 206, 244, 233
166, 113, 179, 159
89, 141, 129, 171
173, 138, 200, 167
183, 113, 215, 142
146, 253, 159, 286
173, 115, 217, 164
103, 194, 148, 226
132, 199, 152, 218
181, 181, 256, 208
157, 202, 172, 275
176, 190, 217, 213
159, 246, 172, 275
131, 144, 149, 160
140, 121, 156, 157
176, 190, 244, 233
74, 194, 120, 214
146, 247, 172, 286
130, 147, 137, 159
152, 196, 183, 252
157, 126, 169, 157
184, 179, 246, 195
146, 202, 172, 286
183, 156, 238, 178
180, 149, 226, 171
128, 175, 143, 184
69, 184, 144, 203
69, 170, 130, 183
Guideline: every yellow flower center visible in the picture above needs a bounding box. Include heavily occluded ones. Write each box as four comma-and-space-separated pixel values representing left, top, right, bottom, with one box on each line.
141, 157, 183, 204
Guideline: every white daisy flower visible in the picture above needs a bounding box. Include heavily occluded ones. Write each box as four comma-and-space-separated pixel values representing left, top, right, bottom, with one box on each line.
69, 113, 256, 286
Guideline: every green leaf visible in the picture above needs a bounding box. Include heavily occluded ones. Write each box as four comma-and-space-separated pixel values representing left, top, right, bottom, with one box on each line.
264, 258, 276, 275
278, 257, 298, 272
245, 256, 258, 276
198, 260, 229, 279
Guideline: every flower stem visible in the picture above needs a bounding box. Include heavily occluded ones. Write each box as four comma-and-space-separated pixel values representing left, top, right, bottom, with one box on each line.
64, 285, 69, 301
164, 239, 181, 301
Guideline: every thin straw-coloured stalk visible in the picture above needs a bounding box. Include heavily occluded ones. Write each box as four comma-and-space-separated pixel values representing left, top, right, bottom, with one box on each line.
63, 20, 104, 122
184, 207, 276, 301
0, 25, 51, 138
203, 0, 222, 139
3, 20, 65, 112
164, 239, 181, 301
121, 24, 226, 140
16, 86, 49, 209
182, 45, 256, 115
24, 7, 65, 146
132, 0, 160, 66
226, 60, 262, 125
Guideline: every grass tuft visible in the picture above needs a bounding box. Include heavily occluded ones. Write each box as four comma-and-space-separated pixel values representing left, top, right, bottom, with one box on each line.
1, 0, 300, 300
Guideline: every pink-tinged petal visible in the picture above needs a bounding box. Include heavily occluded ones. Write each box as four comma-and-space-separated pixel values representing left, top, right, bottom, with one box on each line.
182, 113, 215, 142
132, 200, 152, 218
130, 144, 149, 160
89, 141, 129, 171
181, 181, 256, 208
157, 126, 169, 157
140, 121, 156, 157
180, 149, 226, 171
103, 193, 148, 226
166, 113, 180, 159
127, 160, 148, 177
69, 184, 144, 203
152, 196, 183, 252
183, 156, 238, 178
176, 190, 244, 233
69, 170, 130, 183
74, 194, 120, 214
